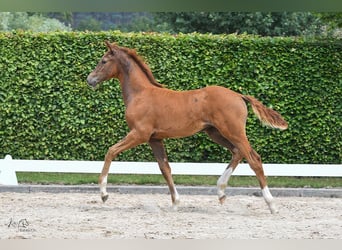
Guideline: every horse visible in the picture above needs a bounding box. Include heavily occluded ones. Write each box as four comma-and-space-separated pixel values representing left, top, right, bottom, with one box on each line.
87, 41, 288, 214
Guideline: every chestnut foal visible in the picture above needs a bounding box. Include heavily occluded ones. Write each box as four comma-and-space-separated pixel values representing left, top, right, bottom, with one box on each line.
87, 41, 288, 213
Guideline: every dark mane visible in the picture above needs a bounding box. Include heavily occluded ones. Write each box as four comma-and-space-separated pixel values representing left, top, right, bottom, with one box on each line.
119, 47, 163, 88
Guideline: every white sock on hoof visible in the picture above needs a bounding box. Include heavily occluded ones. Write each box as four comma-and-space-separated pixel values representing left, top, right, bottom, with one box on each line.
262, 186, 277, 214
171, 188, 180, 211
217, 167, 233, 199
100, 175, 108, 196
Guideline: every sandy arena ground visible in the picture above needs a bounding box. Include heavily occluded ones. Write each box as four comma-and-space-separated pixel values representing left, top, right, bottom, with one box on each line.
0, 192, 341, 239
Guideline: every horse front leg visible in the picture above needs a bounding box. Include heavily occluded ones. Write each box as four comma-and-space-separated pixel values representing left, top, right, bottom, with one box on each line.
149, 139, 180, 210
99, 130, 144, 202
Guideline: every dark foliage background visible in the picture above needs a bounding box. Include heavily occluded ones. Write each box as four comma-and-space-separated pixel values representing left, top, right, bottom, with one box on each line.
0, 31, 341, 163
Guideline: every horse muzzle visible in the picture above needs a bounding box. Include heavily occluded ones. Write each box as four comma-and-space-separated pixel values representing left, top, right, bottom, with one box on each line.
87, 74, 99, 88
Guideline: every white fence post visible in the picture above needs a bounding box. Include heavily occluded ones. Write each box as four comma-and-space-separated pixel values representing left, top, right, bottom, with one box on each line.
0, 155, 18, 185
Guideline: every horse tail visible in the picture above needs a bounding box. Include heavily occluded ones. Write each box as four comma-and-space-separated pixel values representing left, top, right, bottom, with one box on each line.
242, 95, 288, 130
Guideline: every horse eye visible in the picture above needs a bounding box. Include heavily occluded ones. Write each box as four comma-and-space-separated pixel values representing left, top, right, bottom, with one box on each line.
101, 60, 107, 64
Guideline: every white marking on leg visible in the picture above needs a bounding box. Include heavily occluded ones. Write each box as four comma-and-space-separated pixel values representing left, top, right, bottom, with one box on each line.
217, 167, 233, 198
262, 186, 277, 214
100, 175, 108, 196
174, 188, 180, 202
172, 187, 180, 211
262, 186, 273, 202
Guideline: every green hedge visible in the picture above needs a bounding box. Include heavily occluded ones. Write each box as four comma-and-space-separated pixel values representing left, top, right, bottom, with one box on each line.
0, 31, 341, 164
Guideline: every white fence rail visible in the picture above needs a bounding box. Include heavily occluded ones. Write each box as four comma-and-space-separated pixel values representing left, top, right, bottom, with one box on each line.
0, 154, 341, 185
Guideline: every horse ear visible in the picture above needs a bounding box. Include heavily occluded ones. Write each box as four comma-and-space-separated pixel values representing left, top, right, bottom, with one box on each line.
104, 41, 115, 54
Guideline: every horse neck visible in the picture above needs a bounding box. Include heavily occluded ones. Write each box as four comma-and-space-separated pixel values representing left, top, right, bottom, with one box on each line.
117, 61, 155, 106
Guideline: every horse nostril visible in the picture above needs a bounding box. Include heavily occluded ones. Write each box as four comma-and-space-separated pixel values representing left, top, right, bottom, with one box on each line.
87, 75, 98, 87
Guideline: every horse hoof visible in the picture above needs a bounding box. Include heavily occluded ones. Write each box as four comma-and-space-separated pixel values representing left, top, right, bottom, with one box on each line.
171, 199, 180, 211
269, 204, 278, 214
219, 195, 226, 205
101, 194, 109, 203
172, 204, 178, 211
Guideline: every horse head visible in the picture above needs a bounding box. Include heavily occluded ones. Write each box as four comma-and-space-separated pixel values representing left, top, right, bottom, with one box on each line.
87, 41, 122, 88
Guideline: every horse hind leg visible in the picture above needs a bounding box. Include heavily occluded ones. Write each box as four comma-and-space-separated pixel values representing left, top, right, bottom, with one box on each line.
247, 149, 277, 214
210, 124, 276, 214
205, 127, 243, 204
149, 139, 180, 210
216, 150, 242, 204
233, 139, 277, 214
